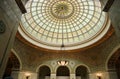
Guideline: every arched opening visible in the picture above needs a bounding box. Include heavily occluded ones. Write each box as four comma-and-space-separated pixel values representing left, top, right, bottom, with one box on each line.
3, 52, 20, 79
115, 56, 120, 79
39, 66, 51, 79
57, 66, 70, 79
75, 66, 89, 79
108, 48, 120, 79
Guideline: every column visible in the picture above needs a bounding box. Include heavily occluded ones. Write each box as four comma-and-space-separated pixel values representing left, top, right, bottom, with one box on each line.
70, 74, 76, 79
51, 73, 56, 79
0, 0, 22, 78
0, 75, 3, 79
11, 69, 20, 79
89, 73, 98, 79
108, 70, 118, 79
108, 0, 120, 40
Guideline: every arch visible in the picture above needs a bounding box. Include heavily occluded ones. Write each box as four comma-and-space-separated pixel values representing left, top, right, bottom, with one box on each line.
105, 45, 120, 70
107, 48, 120, 70
75, 65, 89, 79
106, 47, 120, 79
55, 65, 71, 74
3, 49, 21, 78
115, 56, 120, 79
11, 49, 22, 70
38, 65, 51, 79
74, 64, 91, 73
36, 64, 52, 73
56, 66, 70, 76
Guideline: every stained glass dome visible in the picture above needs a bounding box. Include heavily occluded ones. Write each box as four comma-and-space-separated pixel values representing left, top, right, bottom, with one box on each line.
19, 0, 110, 50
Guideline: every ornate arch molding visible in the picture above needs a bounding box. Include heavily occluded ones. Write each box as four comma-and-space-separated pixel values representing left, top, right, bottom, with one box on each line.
107, 48, 120, 71
11, 49, 22, 70
56, 66, 70, 76
74, 64, 91, 74
55, 65, 71, 74
36, 64, 51, 73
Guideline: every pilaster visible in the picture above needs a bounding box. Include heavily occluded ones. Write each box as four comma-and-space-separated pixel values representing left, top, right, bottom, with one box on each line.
70, 74, 76, 79
51, 73, 56, 79
11, 69, 20, 79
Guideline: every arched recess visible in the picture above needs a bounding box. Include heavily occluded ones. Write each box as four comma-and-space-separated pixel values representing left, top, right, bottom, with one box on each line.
11, 49, 22, 70
38, 65, 51, 79
56, 66, 70, 79
75, 65, 89, 79
107, 48, 120, 79
3, 52, 20, 79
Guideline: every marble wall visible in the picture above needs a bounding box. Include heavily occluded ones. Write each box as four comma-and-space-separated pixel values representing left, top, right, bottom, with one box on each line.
100, 0, 120, 40
0, 0, 27, 78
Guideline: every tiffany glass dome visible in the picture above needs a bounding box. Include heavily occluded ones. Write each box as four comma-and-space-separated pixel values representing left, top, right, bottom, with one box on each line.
19, 0, 110, 50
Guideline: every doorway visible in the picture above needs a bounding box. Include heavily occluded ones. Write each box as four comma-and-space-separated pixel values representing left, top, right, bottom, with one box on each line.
75, 66, 88, 79
39, 66, 50, 79
57, 66, 70, 79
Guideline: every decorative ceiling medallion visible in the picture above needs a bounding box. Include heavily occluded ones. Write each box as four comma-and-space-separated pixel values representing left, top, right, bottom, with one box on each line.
51, 1, 74, 19
0, 20, 6, 34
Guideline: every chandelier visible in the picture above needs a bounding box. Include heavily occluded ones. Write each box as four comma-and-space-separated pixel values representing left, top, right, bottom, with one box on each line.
57, 60, 68, 66
57, 39, 69, 66
56, 1, 68, 66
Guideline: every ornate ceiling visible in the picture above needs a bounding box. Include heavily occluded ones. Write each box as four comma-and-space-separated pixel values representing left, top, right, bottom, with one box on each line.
14, 31, 119, 72
19, 0, 111, 50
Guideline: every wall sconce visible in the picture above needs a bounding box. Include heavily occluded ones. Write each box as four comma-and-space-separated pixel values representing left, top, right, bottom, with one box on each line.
25, 73, 31, 79
96, 73, 102, 79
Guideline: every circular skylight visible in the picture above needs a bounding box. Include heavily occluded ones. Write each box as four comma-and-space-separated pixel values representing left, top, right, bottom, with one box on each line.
19, 0, 110, 50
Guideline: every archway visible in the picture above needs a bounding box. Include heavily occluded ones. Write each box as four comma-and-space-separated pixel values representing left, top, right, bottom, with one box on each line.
75, 66, 89, 79
39, 66, 51, 79
57, 66, 70, 79
3, 52, 20, 79
107, 48, 120, 79
115, 56, 120, 79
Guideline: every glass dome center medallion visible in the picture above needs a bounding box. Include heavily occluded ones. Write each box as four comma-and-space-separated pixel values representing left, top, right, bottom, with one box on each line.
51, 1, 74, 19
